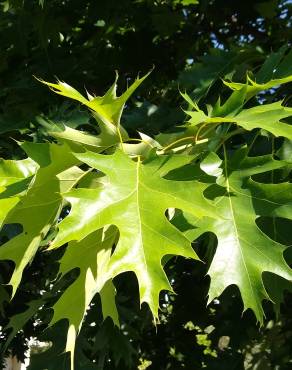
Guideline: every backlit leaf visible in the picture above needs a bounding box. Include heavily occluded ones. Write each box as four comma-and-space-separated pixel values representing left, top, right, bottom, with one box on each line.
50, 150, 217, 317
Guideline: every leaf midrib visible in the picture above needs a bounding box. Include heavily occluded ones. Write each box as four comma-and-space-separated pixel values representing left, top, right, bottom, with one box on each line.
135, 157, 149, 284
223, 147, 256, 304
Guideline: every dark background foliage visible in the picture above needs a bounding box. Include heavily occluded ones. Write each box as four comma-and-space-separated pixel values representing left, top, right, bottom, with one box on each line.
0, 0, 292, 369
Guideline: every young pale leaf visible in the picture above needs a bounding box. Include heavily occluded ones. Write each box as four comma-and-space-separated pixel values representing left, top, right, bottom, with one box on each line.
50, 150, 217, 317
38, 72, 151, 152
38, 71, 150, 126
44, 124, 114, 152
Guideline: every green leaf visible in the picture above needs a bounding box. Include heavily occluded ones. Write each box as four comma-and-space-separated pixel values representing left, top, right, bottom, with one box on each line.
174, 0, 199, 5
0, 158, 37, 227
200, 152, 222, 177
221, 47, 292, 100
44, 119, 127, 153
50, 150, 217, 317
186, 99, 292, 139
50, 227, 119, 368
178, 49, 257, 100
187, 149, 292, 322
123, 132, 162, 158
255, 46, 288, 83
0, 157, 36, 187
277, 139, 292, 163
0, 143, 79, 295
231, 102, 292, 138
223, 73, 292, 100
4, 299, 44, 352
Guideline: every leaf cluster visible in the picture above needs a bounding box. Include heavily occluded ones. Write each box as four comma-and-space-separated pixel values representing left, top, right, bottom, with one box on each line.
0, 45, 291, 369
